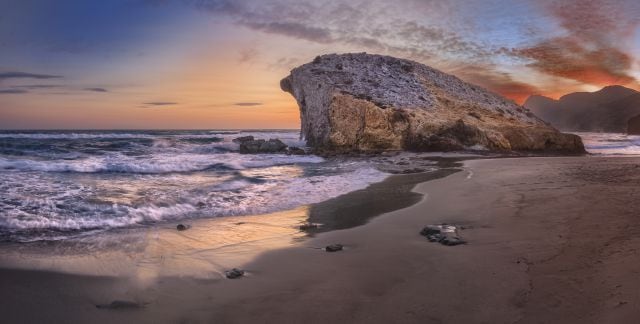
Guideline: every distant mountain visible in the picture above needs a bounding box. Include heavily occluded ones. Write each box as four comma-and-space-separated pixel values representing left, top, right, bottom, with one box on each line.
523, 86, 640, 133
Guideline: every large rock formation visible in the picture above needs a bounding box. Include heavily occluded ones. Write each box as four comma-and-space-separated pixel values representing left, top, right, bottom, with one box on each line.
281, 53, 584, 154
524, 85, 640, 133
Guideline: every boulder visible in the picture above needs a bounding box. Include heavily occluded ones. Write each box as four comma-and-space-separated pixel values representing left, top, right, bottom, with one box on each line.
232, 136, 255, 144
281, 53, 585, 154
236, 138, 288, 154
287, 146, 307, 155
259, 138, 287, 152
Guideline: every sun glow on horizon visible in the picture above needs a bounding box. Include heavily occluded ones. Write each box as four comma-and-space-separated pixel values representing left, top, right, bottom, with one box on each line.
2, 0, 640, 128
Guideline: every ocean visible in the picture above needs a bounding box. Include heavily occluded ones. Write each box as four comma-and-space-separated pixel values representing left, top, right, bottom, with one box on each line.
575, 132, 640, 155
0, 130, 634, 242
0, 130, 388, 242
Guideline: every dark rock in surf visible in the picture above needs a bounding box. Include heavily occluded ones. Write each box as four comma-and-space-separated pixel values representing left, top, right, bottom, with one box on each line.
238, 138, 288, 154
232, 136, 255, 144
260, 138, 287, 152
176, 224, 188, 231
287, 146, 307, 155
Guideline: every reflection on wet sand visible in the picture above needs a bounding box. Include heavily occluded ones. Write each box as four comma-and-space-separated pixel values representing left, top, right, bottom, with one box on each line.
0, 207, 309, 285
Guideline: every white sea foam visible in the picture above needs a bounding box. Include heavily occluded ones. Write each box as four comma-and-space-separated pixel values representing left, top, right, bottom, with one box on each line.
0, 130, 390, 241
0, 153, 324, 174
576, 132, 640, 155
0, 165, 388, 234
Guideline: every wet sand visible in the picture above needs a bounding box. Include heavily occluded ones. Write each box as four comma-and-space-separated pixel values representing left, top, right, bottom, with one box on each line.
2, 156, 640, 323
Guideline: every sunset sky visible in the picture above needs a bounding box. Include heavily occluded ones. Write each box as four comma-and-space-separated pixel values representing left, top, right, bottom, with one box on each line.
2, 0, 640, 129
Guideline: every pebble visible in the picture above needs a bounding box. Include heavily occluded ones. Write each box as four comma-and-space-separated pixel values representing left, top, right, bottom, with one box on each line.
225, 268, 245, 279
325, 244, 344, 252
96, 300, 142, 310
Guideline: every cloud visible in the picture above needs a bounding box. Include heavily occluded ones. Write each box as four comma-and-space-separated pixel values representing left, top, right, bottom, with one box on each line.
143, 101, 178, 106
0, 89, 29, 94
233, 102, 263, 106
15, 85, 60, 89
511, 37, 636, 86
268, 57, 302, 71
84, 87, 108, 92
189, 0, 490, 62
170, 0, 640, 101
452, 64, 541, 104
509, 0, 640, 87
238, 48, 259, 63
0, 84, 66, 94
243, 22, 333, 43
0, 72, 62, 80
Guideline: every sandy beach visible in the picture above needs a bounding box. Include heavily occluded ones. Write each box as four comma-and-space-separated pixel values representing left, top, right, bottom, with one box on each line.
2, 155, 640, 323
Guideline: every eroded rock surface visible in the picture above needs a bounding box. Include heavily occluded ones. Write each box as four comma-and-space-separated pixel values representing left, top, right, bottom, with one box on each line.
281, 53, 584, 154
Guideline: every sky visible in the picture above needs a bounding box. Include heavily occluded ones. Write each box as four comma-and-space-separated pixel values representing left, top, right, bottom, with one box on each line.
1, 0, 640, 129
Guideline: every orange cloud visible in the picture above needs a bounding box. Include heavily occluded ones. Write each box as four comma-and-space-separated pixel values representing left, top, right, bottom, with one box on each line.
452, 65, 541, 105
511, 0, 640, 88
513, 37, 636, 86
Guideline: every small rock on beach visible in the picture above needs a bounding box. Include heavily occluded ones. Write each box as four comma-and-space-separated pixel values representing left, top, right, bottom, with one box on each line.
299, 223, 320, 230
325, 244, 344, 252
96, 300, 143, 310
420, 224, 466, 246
225, 268, 245, 279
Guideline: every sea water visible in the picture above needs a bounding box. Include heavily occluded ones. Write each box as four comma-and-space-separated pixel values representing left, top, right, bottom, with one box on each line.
576, 132, 640, 155
0, 130, 388, 242
0, 130, 625, 242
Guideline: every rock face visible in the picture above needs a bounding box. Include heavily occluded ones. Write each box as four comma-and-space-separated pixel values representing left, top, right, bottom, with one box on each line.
524, 85, 640, 133
281, 53, 584, 154
627, 115, 640, 135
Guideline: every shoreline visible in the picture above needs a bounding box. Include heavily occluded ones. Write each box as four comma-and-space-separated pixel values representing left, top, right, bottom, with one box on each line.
2, 155, 640, 322
0, 157, 462, 278
304, 157, 463, 234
